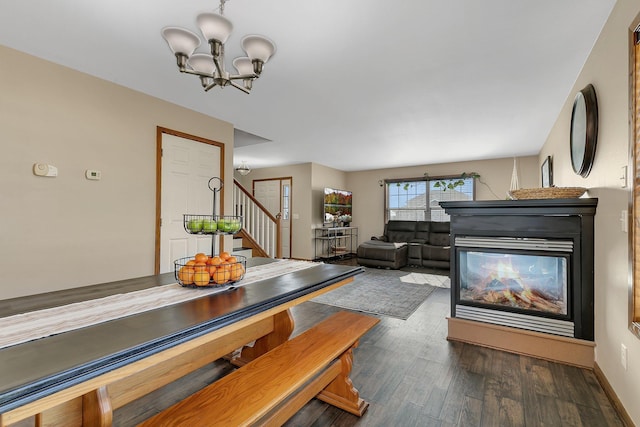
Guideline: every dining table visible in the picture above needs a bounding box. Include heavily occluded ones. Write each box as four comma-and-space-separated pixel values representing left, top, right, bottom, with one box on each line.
0, 258, 362, 426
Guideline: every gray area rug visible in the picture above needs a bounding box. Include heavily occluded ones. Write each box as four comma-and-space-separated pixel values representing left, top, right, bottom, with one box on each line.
311, 267, 444, 320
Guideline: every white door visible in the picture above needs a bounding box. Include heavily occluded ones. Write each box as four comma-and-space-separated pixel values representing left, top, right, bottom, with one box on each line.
254, 179, 292, 258
159, 133, 221, 273
254, 180, 280, 216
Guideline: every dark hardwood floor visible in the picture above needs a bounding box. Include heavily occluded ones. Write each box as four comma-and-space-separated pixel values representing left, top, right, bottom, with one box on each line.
114, 283, 624, 427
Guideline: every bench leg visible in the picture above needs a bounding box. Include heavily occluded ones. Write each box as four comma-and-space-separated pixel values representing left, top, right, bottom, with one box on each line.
316, 344, 369, 417
232, 309, 294, 366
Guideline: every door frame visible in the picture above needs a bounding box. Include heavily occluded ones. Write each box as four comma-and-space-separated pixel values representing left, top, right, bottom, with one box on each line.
154, 127, 225, 274
252, 176, 293, 258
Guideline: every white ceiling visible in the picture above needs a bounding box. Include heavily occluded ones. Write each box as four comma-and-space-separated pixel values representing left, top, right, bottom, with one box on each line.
0, 0, 616, 172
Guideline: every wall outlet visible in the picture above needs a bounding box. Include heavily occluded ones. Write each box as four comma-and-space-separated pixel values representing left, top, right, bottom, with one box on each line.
621, 343, 628, 370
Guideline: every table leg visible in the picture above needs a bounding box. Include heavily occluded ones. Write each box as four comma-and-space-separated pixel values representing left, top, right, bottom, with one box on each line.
82, 386, 112, 427
232, 309, 294, 366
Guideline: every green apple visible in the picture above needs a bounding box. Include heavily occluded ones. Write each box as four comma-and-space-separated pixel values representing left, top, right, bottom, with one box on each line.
217, 219, 231, 233
187, 218, 203, 233
202, 218, 217, 233
230, 219, 242, 233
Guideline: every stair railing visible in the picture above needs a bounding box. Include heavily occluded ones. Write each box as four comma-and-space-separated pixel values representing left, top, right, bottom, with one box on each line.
233, 179, 281, 258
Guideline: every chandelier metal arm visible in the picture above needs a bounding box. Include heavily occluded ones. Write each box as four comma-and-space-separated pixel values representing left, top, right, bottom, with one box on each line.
175, 58, 254, 94
211, 51, 226, 79
177, 65, 213, 79
228, 73, 257, 80
229, 80, 251, 94
204, 81, 219, 92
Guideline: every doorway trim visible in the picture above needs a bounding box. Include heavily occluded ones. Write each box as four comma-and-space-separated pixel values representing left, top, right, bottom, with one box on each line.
252, 176, 293, 258
155, 126, 225, 274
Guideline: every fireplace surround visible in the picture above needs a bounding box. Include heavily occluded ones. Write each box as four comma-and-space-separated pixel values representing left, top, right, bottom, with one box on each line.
441, 199, 597, 341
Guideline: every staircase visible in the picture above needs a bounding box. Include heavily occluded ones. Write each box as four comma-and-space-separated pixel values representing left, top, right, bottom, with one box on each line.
232, 179, 281, 259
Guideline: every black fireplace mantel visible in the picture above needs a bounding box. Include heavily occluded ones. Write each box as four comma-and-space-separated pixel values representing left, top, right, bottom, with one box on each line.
441, 198, 598, 341
440, 198, 598, 217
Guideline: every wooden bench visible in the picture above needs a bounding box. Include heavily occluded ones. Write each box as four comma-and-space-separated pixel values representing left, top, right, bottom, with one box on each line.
137, 311, 379, 427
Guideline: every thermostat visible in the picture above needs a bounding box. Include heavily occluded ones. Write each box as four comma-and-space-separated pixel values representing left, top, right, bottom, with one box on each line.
33, 163, 58, 177
85, 170, 101, 180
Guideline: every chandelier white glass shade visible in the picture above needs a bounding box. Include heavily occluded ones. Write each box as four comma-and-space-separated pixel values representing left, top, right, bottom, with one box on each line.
161, 1, 276, 94
235, 161, 251, 176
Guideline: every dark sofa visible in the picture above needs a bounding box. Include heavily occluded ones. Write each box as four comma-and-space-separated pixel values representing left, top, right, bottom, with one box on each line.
356, 220, 451, 270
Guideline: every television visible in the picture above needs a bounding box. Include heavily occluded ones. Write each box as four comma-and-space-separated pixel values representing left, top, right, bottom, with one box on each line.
323, 187, 353, 225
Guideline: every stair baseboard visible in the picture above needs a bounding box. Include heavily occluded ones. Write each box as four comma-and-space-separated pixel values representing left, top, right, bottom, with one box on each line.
232, 248, 253, 259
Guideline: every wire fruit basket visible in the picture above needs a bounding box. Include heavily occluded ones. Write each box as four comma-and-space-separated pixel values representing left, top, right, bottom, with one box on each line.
183, 214, 242, 235
175, 254, 246, 288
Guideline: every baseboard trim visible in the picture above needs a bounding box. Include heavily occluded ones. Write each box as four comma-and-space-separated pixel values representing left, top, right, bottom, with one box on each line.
447, 317, 595, 368
593, 362, 635, 427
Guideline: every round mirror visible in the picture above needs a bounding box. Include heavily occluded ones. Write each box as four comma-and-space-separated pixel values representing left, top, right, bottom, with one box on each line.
570, 84, 598, 177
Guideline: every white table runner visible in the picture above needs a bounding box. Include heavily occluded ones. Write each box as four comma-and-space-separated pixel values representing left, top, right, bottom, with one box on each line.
0, 260, 320, 350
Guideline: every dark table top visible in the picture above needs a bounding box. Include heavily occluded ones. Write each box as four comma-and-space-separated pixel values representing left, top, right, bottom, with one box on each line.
0, 259, 362, 414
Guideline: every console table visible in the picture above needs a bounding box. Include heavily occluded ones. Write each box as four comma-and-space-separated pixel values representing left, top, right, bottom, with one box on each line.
313, 226, 358, 260
0, 260, 362, 426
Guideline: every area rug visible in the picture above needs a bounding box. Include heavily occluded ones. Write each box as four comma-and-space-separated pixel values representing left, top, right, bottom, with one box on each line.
311, 268, 444, 320
400, 272, 450, 288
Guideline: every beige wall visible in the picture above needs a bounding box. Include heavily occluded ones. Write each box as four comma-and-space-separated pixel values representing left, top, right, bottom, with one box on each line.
347, 156, 539, 245
0, 45, 234, 299
541, 0, 639, 423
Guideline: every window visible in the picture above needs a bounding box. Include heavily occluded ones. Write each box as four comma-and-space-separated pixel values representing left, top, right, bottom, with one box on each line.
282, 184, 290, 220
385, 176, 475, 222
387, 180, 427, 221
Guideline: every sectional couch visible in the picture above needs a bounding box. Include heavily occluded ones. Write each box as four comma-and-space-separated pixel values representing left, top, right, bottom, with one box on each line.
356, 220, 451, 270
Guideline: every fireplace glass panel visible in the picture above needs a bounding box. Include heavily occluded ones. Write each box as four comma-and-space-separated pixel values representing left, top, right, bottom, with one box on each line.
459, 251, 568, 315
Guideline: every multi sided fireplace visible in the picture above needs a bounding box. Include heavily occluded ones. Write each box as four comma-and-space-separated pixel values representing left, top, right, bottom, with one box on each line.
441, 199, 597, 341
457, 237, 572, 336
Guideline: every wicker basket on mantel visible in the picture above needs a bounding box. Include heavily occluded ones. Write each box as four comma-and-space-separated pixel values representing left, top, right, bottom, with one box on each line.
509, 187, 587, 200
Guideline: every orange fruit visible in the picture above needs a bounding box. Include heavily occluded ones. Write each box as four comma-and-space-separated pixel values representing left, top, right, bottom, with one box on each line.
186, 260, 197, 267
208, 256, 223, 266
219, 251, 231, 260
212, 268, 231, 284
193, 262, 208, 272
194, 253, 209, 264
229, 263, 245, 280
226, 256, 238, 264
178, 267, 195, 285
194, 270, 211, 286
208, 265, 217, 277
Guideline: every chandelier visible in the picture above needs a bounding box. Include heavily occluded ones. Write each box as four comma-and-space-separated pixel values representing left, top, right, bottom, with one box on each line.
161, 0, 276, 94
235, 161, 251, 175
